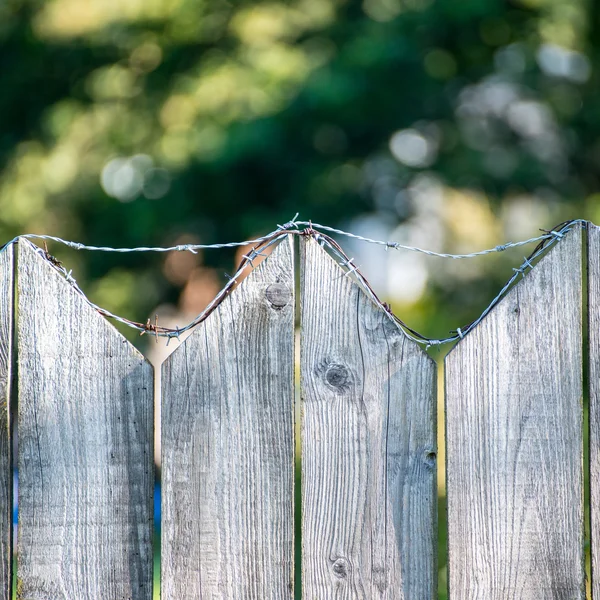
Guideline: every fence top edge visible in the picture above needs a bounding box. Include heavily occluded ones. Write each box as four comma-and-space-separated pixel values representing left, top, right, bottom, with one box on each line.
0, 218, 587, 349
443, 223, 583, 361
0, 215, 587, 258
17, 237, 155, 368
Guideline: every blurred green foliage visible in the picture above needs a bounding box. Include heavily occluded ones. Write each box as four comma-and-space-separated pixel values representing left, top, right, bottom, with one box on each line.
2, 0, 599, 597
1, 0, 599, 348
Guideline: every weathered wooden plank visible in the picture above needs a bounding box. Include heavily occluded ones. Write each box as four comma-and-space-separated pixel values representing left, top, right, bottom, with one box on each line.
300, 237, 437, 599
16, 239, 153, 600
588, 223, 600, 600
0, 246, 12, 600
161, 236, 295, 600
446, 226, 583, 599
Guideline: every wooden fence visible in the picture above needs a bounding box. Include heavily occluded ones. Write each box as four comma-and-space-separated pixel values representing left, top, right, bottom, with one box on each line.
0, 222, 595, 599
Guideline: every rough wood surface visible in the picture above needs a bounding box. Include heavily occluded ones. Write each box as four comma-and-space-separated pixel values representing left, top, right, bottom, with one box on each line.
161, 237, 295, 600
16, 239, 154, 600
300, 237, 437, 599
446, 226, 584, 599
0, 246, 12, 600
588, 224, 600, 599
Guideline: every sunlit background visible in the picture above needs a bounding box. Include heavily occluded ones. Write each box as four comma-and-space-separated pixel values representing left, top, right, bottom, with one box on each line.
2, 0, 600, 597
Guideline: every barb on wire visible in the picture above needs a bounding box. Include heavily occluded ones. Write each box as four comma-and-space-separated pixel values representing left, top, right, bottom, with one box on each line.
0, 216, 586, 347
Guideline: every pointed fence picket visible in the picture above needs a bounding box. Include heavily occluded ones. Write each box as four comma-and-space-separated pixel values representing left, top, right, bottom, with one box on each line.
0, 245, 12, 600
589, 223, 600, 600
446, 226, 584, 599
161, 237, 295, 599
299, 237, 437, 598
16, 239, 154, 600
0, 225, 595, 599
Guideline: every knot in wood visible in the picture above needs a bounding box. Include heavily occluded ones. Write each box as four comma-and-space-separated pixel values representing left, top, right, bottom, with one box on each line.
325, 364, 349, 389
424, 450, 436, 469
332, 558, 350, 579
265, 283, 292, 309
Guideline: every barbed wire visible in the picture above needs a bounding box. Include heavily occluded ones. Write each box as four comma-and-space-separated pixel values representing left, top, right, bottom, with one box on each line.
314, 219, 586, 348
293, 220, 556, 258
0, 216, 587, 347
0, 212, 575, 258
0, 217, 301, 255
21, 229, 292, 343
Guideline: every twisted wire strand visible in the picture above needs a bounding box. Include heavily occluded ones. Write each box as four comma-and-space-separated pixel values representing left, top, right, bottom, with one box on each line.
302, 219, 586, 348
1, 217, 586, 346
293, 221, 556, 258
0, 213, 579, 259
22, 229, 292, 340
0, 213, 302, 254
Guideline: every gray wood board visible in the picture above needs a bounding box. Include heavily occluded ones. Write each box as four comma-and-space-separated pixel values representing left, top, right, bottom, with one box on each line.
300, 237, 437, 599
446, 226, 584, 599
0, 246, 12, 600
588, 223, 600, 599
16, 239, 154, 600
161, 236, 295, 599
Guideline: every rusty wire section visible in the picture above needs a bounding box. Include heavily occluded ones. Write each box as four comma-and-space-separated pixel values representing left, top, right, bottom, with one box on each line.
0, 217, 586, 347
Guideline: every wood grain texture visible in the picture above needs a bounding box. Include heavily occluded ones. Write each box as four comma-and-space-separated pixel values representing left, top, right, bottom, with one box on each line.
300, 237, 437, 599
161, 236, 295, 600
0, 246, 12, 600
588, 224, 600, 600
16, 239, 153, 600
446, 226, 584, 599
